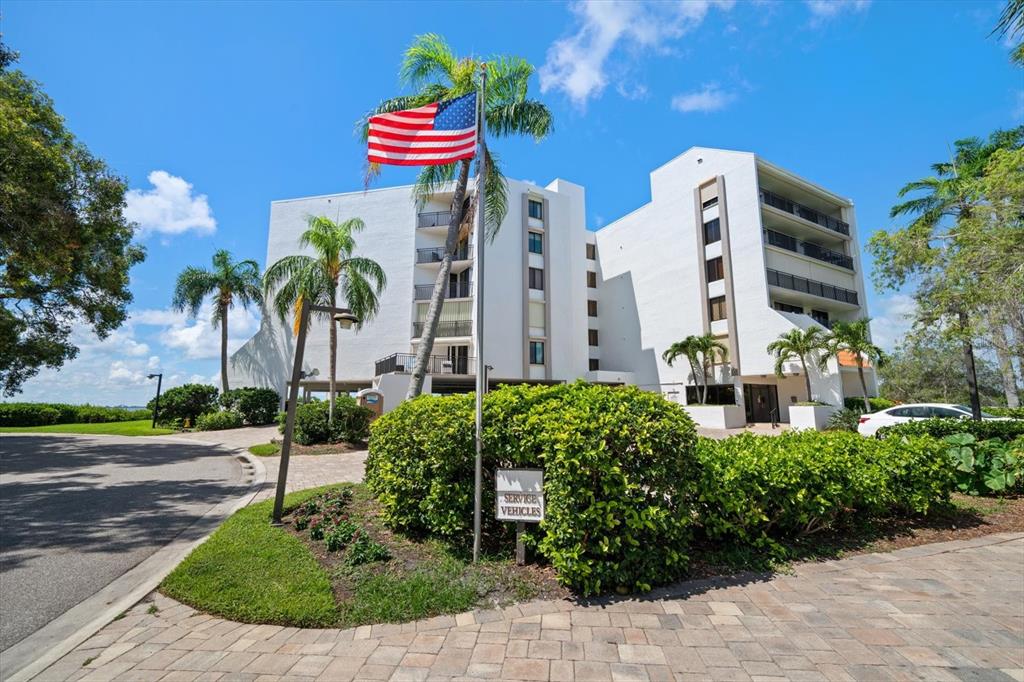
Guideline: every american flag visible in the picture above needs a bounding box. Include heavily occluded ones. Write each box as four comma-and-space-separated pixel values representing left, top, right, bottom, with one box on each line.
367, 92, 478, 166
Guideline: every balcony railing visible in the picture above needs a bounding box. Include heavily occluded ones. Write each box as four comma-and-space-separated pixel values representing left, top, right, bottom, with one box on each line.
375, 352, 475, 376
760, 189, 850, 236
417, 211, 454, 228
412, 319, 472, 338
767, 268, 859, 305
416, 246, 470, 264
414, 281, 472, 300
764, 229, 854, 270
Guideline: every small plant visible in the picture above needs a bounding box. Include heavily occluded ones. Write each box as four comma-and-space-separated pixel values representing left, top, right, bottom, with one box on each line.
345, 532, 390, 566
325, 520, 358, 552
147, 604, 159, 615
945, 433, 1024, 495
825, 407, 863, 432
308, 514, 328, 541
294, 514, 310, 531
195, 410, 243, 431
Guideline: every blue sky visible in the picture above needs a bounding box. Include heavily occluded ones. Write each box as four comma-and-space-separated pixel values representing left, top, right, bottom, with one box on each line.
4, 0, 1021, 405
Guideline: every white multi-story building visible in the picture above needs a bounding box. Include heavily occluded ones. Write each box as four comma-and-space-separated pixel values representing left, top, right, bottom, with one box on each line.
229, 147, 876, 425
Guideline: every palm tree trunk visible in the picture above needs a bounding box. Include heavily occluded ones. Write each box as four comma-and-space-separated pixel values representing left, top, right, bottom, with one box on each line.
686, 357, 699, 405
856, 358, 870, 413
329, 316, 337, 423
800, 356, 812, 402
407, 159, 472, 399
991, 322, 1021, 408
701, 358, 710, 404
220, 305, 229, 394
959, 311, 982, 420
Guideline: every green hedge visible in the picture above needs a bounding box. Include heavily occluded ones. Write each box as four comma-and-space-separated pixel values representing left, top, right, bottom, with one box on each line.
196, 410, 244, 431
279, 397, 372, 445
0, 402, 151, 427
877, 417, 1024, 442
843, 397, 896, 412
220, 388, 280, 425
695, 431, 953, 554
986, 406, 1024, 419
367, 382, 700, 595
149, 384, 219, 426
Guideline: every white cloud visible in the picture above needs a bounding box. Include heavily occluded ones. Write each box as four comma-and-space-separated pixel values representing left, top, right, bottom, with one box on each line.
125, 170, 216, 237
805, 0, 870, 24
540, 0, 734, 106
108, 360, 149, 386
147, 355, 161, 370
671, 84, 737, 113
870, 293, 916, 352
160, 300, 260, 360
1013, 90, 1024, 121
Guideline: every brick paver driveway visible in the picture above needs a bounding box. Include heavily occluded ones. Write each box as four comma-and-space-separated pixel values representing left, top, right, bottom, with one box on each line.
38, 533, 1023, 681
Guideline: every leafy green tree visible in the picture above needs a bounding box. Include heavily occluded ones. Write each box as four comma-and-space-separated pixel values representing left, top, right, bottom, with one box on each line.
147, 383, 219, 426
663, 334, 728, 404
869, 128, 1023, 418
0, 45, 144, 395
172, 250, 263, 394
662, 338, 701, 400
359, 34, 553, 398
879, 333, 1004, 405
263, 216, 386, 422
766, 326, 831, 403
828, 319, 885, 413
994, 0, 1024, 65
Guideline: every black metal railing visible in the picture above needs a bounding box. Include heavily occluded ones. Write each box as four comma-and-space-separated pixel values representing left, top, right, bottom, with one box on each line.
374, 353, 475, 376
760, 189, 850, 236
412, 319, 472, 338
417, 211, 454, 228
416, 246, 470, 264
767, 269, 859, 305
414, 281, 472, 300
764, 229, 854, 270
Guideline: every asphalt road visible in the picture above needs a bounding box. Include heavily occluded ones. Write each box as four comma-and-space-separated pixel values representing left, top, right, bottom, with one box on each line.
0, 434, 243, 651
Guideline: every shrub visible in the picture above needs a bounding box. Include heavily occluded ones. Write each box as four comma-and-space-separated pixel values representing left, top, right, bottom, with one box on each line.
149, 384, 219, 427
345, 532, 391, 565
695, 431, 952, 554
0, 403, 60, 426
0, 402, 151, 426
367, 382, 700, 595
280, 397, 372, 445
195, 410, 244, 431
877, 417, 1024, 443
220, 387, 280, 425
986, 406, 1024, 419
844, 396, 896, 412
825, 407, 863, 432
944, 433, 1024, 495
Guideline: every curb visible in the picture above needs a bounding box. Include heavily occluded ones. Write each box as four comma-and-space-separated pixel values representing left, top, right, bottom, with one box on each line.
0, 440, 268, 682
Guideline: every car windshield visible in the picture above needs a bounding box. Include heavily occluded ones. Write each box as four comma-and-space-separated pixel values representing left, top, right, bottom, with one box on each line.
953, 405, 998, 418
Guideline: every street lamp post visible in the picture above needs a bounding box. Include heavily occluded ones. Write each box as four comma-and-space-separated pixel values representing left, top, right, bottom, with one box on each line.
147, 373, 163, 429
272, 304, 360, 524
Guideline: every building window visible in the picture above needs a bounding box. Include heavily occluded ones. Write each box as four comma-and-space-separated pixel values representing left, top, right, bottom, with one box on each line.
810, 309, 831, 328
703, 218, 721, 245
528, 232, 543, 254
528, 199, 543, 220
588, 329, 599, 346
589, 358, 600, 371
586, 243, 596, 260
529, 267, 544, 290
706, 256, 724, 283
529, 301, 545, 330
587, 271, 597, 288
709, 295, 727, 322
702, 196, 719, 209
773, 301, 803, 314
685, 384, 735, 405
529, 340, 545, 365
587, 300, 598, 317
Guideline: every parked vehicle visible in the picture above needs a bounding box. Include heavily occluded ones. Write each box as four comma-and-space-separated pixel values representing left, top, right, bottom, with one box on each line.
857, 403, 1009, 437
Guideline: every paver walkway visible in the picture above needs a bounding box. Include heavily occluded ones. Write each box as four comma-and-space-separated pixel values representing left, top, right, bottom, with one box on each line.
36, 533, 1024, 681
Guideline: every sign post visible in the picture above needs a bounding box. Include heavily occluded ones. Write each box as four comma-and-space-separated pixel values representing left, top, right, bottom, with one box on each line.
495, 468, 544, 566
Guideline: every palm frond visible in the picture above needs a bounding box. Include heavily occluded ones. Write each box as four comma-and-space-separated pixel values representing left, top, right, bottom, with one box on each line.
412, 162, 459, 209
400, 33, 457, 87
172, 267, 218, 318
485, 56, 533, 104
486, 100, 553, 141
481, 148, 508, 240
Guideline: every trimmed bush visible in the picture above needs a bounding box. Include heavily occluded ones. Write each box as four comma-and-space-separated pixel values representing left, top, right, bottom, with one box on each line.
825, 407, 863, 432
944, 433, 1024, 495
196, 410, 244, 431
149, 384, 219, 427
877, 417, 1024, 443
0, 402, 150, 426
367, 382, 700, 595
220, 388, 280, 425
695, 431, 952, 554
986, 406, 1024, 419
843, 396, 896, 412
280, 397, 372, 445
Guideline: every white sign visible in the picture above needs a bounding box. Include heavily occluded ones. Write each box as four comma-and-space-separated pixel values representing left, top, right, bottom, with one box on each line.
495, 468, 544, 523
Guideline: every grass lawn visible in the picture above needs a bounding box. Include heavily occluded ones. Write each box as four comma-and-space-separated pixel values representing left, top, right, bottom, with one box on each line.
161, 484, 561, 628
247, 442, 280, 456
0, 419, 174, 436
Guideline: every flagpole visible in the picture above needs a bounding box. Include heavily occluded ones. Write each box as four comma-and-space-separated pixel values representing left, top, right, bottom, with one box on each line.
472, 64, 487, 564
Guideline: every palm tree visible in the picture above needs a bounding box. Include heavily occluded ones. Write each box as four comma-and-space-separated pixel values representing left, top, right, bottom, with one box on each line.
262, 216, 386, 422
172, 249, 262, 394
993, 0, 1024, 65
766, 326, 831, 403
359, 34, 553, 399
828, 319, 884, 413
664, 334, 728, 404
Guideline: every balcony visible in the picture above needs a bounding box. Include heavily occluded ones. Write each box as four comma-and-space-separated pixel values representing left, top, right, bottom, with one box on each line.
416, 246, 470, 264
414, 281, 472, 300
417, 211, 454, 229
764, 229, 854, 270
412, 319, 472, 338
767, 268, 859, 305
760, 189, 849, 237
375, 352, 475, 376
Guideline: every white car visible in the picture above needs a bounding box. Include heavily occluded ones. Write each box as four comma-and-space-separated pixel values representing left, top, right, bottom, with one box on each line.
856, 403, 1007, 437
